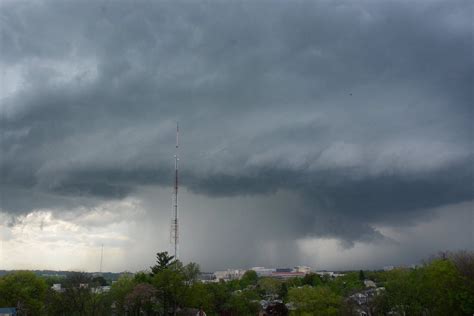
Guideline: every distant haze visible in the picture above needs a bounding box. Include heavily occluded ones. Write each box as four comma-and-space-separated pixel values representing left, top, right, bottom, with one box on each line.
0, 0, 473, 272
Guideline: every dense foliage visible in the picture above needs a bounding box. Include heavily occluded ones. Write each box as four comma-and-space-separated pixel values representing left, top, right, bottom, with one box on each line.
0, 251, 472, 315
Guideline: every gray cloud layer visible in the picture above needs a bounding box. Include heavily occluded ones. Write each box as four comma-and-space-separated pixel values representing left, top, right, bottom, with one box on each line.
1, 0, 473, 262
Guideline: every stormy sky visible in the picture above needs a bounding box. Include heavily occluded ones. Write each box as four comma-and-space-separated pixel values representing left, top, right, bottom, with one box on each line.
0, 0, 473, 272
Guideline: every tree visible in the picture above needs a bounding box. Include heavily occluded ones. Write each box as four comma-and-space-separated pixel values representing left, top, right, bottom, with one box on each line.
47, 273, 113, 316
0, 271, 47, 315
152, 267, 186, 315
185, 282, 214, 312
302, 273, 322, 287
134, 271, 153, 284
60, 272, 94, 316
285, 276, 303, 288
205, 281, 233, 314
278, 282, 289, 300
182, 262, 200, 285
383, 268, 424, 315
328, 272, 363, 296
239, 270, 258, 289
382, 259, 473, 315
266, 302, 289, 316
358, 270, 365, 281
151, 251, 175, 275
87, 292, 112, 316
92, 275, 107, 287
450, 250, 474, 314
288, 286, 342, 316
124, 283, 158, 316
226, 289, 260, 315
109, 275, 135, 315
258, 277, 281, 298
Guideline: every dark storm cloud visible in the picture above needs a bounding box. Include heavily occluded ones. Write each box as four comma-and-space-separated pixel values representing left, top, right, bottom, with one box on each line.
1, 0, 473, 245
187, 159, 473, 221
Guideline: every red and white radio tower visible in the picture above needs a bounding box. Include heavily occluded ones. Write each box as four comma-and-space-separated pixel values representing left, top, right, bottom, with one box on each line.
170, 122, 179, 260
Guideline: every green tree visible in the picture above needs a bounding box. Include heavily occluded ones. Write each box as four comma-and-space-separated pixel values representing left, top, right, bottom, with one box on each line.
365, 270, 390, 286
302, 273, 322, 287
109, 274, 135, 315
87, 292, 112, 316
286, 276, 303, 288
151, 251, 175, 276
226, 289, 260, 315
205, 281, 232, 313
124, 283, 158, 316
44, 288, 63, 316
0, 271, 47, 315
385, 268, 421, 314
92, 275, 107, 286
43, 275, 65, 287
450, 251, 474, 314
60, 272, 95, 316
384, 259, 474, 315
182, 262, 200, 285
288, 286, 342, 316
152, 266, 186, 315
240, 270, 258, 289
184, 282, 214, 312
328, 272, 363, 296
134, 271, 153, 284
258, 277, 281, 298
278, 282, 289, 300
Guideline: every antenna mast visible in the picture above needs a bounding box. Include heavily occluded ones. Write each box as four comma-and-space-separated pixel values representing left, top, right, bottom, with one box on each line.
99, 244, 104, 273
171, 122, 179, 260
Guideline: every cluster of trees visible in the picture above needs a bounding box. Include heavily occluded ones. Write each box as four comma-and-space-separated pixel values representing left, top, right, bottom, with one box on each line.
0, 251, 472, 315
361, 251, 474, 315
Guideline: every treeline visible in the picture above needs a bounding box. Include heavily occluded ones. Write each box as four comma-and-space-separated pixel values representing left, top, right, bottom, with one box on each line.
0, 251, 472, 315
0, 270, 121, 280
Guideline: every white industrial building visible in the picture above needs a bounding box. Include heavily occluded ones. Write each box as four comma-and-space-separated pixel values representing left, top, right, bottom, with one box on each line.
214, 269, 246, 281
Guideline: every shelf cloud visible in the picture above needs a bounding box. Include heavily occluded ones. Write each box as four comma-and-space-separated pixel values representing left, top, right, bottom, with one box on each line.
1, 0, 472, 270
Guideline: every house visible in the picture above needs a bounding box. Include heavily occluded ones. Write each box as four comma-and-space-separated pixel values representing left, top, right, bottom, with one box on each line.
258, 300, 288, 316
348, 287, 386, 315
51, 283, 63, 292
364, 280, 376, 288
92, 285, 111, 294
351, 292, 369, 305
0, 308, 16, 316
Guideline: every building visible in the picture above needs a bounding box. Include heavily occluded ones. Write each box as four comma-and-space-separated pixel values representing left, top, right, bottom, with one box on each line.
251, 267, 275, 277
198, 272, 216, 283
383, 265, 394, 271
251, 266, 311, 279
294, 266, 311, 274
214, 269, 245, 281
363, 280, 376, 288
92, 286, 111, 294
270, 271, 305, 279
348, 287, 386, 315
51, 284, 63, 292
316, 271, 345, 278
0, 308, 16, 316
